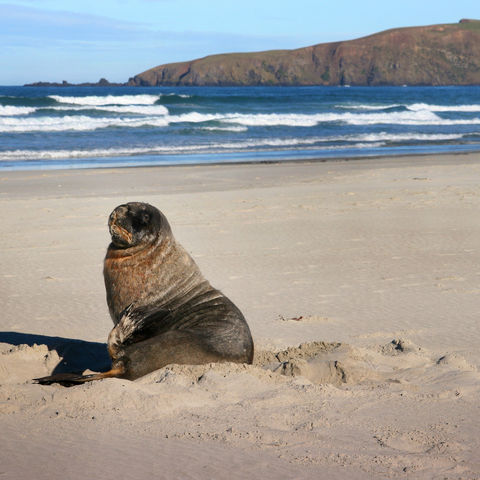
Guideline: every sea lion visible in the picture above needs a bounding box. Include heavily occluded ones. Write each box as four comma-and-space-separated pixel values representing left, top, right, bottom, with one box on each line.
36, 202, 254, 385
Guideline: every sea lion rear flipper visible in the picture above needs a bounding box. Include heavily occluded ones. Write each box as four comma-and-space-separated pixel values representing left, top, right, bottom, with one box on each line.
34, 367, 124, 387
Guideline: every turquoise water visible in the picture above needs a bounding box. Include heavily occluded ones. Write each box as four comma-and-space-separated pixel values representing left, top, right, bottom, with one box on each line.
1, 85, 480, 170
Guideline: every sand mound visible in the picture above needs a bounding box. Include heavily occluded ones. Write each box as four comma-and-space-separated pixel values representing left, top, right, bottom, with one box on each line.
0, 343, 60, 384
0, 338, 408, 390
256, 341, 386, 385
1, 338, 477, 392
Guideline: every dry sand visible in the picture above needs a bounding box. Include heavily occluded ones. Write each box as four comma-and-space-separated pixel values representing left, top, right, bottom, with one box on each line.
1, 153, 480, 479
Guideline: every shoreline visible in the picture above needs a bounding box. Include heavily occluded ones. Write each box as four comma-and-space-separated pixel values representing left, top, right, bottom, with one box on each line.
3, 147, 480, 174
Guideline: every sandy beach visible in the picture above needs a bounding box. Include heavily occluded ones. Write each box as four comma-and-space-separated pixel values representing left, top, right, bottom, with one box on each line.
1, 153, 480, 479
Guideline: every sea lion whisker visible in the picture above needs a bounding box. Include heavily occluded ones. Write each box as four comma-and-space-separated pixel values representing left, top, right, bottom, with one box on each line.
111, 223, 133, 244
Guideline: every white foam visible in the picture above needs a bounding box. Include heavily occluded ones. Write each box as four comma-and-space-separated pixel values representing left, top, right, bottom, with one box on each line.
338, 110, 480, 126
338, 104, 404, 111
0, 141, 387, 162
0, 147, 157, 160
217, 110, 480, 127
339, 102, 480, 113
50, 105, 169, 115
97, 105, 168, 115
343, 132, 463, 142
409, 103, 480, 112
336, 110, 437, 125
163, 93, 191, 98
1, 108, 478, 134
48, 94, 161, 106
0, 115, 170, 133
0, 105, 36, 116
170, 110, 476, 127
0, 106, 472, 137
222, 113, 320, 127
0, 145, 223, 161
0, 141, 308, 161
7, 133, 449, 162
200, 126, 248, 132
169, 112, 225, 123
1, 128, 472, 163
164, 112, 322, 127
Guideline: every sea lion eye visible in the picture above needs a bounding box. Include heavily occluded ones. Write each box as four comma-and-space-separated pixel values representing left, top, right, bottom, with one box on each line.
141, 212, 150, 224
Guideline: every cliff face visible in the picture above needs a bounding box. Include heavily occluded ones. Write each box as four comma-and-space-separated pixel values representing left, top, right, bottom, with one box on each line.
129, 20, 480, 86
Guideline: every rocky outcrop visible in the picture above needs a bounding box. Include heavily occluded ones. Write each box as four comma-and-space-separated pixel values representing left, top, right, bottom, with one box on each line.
25, 78, 126, 87
128, 20, 480, 86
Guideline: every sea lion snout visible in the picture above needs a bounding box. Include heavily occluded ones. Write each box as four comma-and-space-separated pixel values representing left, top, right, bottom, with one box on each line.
109, 205, 134, 247
109, 204, 129, 225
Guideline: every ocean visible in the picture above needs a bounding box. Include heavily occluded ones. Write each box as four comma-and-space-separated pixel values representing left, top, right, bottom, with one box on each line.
1, 85, 480, 170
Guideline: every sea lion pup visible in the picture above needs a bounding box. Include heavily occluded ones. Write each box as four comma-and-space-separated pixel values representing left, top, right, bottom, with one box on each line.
35, 202, 254, 385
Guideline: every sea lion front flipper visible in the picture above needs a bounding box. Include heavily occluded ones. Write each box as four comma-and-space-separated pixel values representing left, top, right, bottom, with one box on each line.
109, 304, 172, 350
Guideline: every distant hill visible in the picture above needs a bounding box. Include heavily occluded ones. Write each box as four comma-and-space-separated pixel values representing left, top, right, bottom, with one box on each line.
128, 19, 480, 86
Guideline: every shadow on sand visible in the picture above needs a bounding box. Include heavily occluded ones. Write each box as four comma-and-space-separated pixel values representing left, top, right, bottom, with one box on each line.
0, 331, 111, 374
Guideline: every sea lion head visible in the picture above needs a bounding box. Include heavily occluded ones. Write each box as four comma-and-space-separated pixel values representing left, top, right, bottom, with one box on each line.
108, 202, 169, 249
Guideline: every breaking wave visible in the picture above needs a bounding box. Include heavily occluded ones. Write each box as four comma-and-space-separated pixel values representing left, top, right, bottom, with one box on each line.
0, 105, 36, 116
0, 115, 169, 133
48, 94, 161, 106
340, 102, 480, 113
0, 142, 387, 162
0, 131, 468, 162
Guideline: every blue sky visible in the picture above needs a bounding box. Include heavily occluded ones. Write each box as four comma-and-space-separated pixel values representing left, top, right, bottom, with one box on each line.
1, 0, 479, 85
